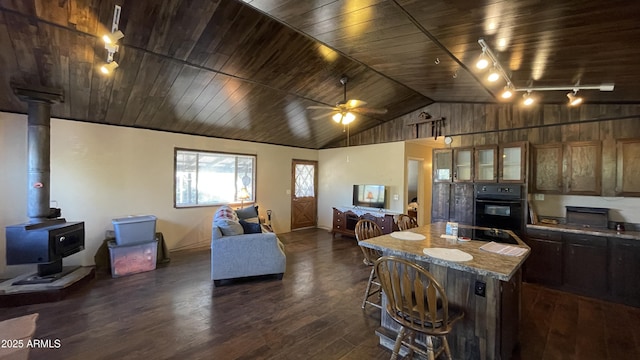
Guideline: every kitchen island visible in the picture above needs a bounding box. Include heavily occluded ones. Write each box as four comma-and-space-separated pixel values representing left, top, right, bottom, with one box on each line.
359, 222, 530, 360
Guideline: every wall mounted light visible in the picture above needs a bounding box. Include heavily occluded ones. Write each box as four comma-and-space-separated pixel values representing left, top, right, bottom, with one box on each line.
476, 37, 615, 105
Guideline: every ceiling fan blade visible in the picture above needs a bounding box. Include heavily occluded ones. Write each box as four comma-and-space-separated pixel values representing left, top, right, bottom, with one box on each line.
345, 99, 367, 108
352, 107, 388, 114
307, 105, 338, 110
311, 111, 337, 120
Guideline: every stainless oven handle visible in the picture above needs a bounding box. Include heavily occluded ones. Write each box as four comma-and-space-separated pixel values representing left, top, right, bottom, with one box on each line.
475, 199, 522, 204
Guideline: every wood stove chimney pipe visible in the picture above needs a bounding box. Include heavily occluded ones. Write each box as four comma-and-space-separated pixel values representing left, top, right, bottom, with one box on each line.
12, 85, 64, 223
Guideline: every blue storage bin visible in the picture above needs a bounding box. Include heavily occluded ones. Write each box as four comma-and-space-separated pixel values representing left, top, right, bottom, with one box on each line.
112, 215, 157, 245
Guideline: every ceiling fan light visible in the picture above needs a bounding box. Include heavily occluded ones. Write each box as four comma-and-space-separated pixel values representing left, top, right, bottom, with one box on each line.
343, 112, 356, 124
332, 113, 343, 123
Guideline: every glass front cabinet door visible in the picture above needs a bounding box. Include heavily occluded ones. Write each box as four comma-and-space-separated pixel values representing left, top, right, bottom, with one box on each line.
474, 145, 498, 182
499, 142, 527, 183
433, 149, 453, 182
453, 148, 473, 182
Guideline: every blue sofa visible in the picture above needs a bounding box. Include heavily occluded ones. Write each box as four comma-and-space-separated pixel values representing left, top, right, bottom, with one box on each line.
210, 223, 286, 286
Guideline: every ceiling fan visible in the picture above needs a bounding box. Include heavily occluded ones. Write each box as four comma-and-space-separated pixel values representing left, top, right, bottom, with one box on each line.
307, 76, 388, 124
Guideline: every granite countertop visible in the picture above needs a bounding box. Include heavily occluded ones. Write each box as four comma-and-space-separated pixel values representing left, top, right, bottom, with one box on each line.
358, 222, 529, 281
527, 223, 640, 241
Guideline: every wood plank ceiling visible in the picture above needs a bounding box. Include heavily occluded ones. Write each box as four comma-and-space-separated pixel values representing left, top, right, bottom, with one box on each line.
1, 0, 639, 149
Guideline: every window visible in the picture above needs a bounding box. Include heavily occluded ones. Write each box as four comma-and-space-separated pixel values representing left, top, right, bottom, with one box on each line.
174, 149, 256, 207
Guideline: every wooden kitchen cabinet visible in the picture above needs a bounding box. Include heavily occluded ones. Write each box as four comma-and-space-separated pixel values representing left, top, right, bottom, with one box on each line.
499, 142, 527, 183
524, 229, 563, 286
433, 149, 453, 182
532, 143, 563, 193
449, 183, 474, 225
453, 147, 473, 182
562, 233, 608, 297
531, 140, 602, 195
616, 138, 640, 196
565, 141, 602, 195
431, 183, 473, 225
474, 145, 498, 182
609, 238, 640, 307
431, 183, 451, 223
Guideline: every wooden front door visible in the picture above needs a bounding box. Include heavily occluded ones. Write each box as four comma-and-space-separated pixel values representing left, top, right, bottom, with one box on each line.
291, 160, 318, 230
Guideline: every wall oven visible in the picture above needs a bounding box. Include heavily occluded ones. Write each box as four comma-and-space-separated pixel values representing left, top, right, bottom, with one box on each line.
474, 184, 525, 236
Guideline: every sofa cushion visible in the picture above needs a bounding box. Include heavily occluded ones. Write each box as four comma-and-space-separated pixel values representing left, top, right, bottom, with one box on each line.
236, 205, 259, 223
214, 219, 244, 236
239, 219, 262, 234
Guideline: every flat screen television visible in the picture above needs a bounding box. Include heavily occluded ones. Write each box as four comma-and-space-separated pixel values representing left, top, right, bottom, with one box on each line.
353, 184, 386, 209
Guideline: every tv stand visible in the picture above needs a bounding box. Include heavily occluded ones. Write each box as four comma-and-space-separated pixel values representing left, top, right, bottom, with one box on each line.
332, 207, 397, 238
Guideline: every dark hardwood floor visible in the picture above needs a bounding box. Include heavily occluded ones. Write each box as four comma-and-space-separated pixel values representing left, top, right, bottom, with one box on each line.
2, 228, 639, 360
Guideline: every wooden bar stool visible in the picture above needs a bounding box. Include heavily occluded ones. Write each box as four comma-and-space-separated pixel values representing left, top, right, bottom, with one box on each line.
355, 219, 383, 310
397, 214, 418, 231
375, 256, 464, 360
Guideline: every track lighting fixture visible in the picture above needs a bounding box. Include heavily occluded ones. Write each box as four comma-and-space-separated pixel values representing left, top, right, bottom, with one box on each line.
100, 61, 119, 74
476, 37, 615, 105
102, 5, 123, 69
567, 91, 583, 106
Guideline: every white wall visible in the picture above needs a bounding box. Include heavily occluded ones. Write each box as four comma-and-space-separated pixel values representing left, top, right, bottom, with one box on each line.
0, 112, 316, 277
317, 142, 406, 230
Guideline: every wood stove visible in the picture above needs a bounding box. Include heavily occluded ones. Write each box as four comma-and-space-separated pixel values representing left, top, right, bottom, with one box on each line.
4, 85, 85, 284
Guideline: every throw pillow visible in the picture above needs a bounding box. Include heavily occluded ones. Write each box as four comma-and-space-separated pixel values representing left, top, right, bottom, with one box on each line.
239, 219, 262, 234
214, 205, 238, 222
236, 205, 259, 223
214, 219, 244, 236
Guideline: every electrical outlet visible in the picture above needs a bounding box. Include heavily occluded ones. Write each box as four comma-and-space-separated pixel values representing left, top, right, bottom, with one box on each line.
393, 194, 399, 201
474, 280, 486, 297
534, 193, 545, 201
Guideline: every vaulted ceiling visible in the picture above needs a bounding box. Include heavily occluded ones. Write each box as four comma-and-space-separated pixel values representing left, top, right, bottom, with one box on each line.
1, 0, 639, 149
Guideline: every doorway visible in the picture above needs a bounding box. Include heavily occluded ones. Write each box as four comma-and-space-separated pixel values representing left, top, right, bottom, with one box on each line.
291, 159, 318, 230
407, 158, 424, 225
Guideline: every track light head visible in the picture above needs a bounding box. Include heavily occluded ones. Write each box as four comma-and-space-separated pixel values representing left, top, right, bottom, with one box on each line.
100, 61, 119, 74
501, 85, 513, 99
476, 52, 489, 70
103, 30, 124, 45
487, 67, 500, 82
523, 92, 535, 106
567, 91, 583, 106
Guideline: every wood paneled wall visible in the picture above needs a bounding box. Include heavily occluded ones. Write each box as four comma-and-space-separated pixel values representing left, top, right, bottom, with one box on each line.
332, 103, 640, 196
